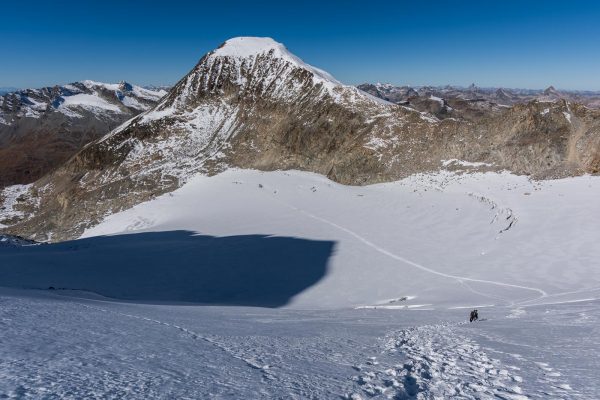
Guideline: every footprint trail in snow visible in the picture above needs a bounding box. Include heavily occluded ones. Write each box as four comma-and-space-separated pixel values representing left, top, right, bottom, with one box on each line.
352, 323, 581, 399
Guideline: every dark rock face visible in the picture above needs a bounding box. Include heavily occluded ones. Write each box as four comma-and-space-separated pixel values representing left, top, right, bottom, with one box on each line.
1, 38, 599, 242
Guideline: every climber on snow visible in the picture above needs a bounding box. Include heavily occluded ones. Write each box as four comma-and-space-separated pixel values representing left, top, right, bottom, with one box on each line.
469, 309, 479, 322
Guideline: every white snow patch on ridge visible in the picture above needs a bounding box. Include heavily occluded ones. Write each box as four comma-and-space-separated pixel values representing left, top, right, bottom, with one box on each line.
442, 159, 493, 168
60, 94, 123, 114
429, 95, 444, 104
121, 96, 148, 110
132, 86, 167, 101
81, 80, 121, 91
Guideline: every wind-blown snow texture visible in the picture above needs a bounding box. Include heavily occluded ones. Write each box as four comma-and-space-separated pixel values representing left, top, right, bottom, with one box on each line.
1, 288, 598, 399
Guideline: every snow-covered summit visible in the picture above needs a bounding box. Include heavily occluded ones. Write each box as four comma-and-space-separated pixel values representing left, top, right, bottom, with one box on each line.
208, 36, 342, 89
142, 36, 391, 121
212, 37, 289, 59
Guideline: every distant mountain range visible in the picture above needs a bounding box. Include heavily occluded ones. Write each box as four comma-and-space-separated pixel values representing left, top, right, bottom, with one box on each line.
358, 83, 600, 120
0, 81, 166, 187
1, 37, 599, 241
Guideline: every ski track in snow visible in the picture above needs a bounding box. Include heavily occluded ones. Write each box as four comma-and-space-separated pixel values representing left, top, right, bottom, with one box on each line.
269, 191, 548, 306
352, 322, 582, 400
516, 286, 600, 307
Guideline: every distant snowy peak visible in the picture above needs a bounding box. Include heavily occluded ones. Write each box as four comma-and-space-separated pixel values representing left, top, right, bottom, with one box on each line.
0, 81, 167, 124
543, 86, 559, 96
211, 37, 296, 59
80, 80, 167, 102
538, 85, 564, 102
0, 81, 168, 187
0, 87, 19, 96
360, 83, 600, 110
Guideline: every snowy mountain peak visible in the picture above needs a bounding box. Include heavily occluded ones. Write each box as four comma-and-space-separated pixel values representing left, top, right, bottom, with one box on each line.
543, 85, 561, 97
212, 37, 287, 58
205, 36, 342, 89
140, 36, 394, 126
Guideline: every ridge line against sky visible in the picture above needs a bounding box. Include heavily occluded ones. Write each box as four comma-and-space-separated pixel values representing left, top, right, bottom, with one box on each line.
2, 0, 599, 90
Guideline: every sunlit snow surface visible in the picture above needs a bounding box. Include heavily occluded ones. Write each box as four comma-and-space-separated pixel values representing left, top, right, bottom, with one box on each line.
2, 169, 600, 398
84, 169, 600, 310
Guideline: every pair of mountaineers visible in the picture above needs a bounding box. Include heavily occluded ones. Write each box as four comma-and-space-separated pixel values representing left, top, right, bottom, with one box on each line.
469, 309, 479, 322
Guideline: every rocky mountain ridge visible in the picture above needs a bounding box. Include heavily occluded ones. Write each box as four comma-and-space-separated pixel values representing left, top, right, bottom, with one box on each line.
1, 37, 599, 241
0, 80, 166, 126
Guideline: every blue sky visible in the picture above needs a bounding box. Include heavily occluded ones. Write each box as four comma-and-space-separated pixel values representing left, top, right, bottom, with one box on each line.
2, 0, 599, 90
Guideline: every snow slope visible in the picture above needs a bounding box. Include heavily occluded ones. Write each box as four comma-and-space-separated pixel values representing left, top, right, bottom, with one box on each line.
74, 169, 600, 309
1, 288, 597, 399
59, 93, 124, 114
0, 231, 332, 307
2, 169, 599, 398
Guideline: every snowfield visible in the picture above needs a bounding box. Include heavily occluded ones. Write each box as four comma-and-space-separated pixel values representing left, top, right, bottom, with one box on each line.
82, 169, 600, 309
1, 289, 598, 398
59, 93, 124, 114
2, 168, 600, 398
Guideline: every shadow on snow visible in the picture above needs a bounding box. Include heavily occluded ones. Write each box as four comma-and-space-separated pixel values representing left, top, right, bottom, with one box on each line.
0, 230, 335, 307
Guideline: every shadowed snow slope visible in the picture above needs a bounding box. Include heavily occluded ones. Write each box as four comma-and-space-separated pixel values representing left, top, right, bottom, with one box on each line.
0, 231, 333, 307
